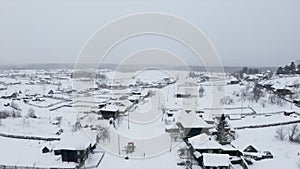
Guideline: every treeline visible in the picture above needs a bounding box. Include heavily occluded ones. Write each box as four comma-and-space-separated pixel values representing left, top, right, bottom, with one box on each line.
240, 67, 260, 74
276, 61, 300, 75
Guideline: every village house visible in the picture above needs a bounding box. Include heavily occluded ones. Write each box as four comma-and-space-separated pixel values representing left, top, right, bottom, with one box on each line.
274, 88, 293, 96
176, 115, 213, 138
228, 77, 240, 84
99, 105, 119, 119
128, 95, 140, 104
231, 143, 273, 161
187, 133, 223, 154
111, 100, 134, 114
54, 130, 94, 164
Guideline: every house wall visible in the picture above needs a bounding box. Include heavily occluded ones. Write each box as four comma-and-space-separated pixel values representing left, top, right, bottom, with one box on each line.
184, 128, 210, 138
100, 111, 118, 119
55, 147, 90, 163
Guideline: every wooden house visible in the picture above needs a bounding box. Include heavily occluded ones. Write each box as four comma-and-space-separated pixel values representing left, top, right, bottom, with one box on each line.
177, 115, 213, 138
99, 105, 119, 119
54, 130, 93, 163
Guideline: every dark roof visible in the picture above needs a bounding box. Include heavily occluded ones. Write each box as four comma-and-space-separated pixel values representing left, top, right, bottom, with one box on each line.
243, 145, 258, 153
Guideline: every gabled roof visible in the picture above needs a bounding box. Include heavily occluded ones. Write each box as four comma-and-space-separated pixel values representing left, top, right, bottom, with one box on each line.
177, 114, 213, 128
100, 105, 119, 112
243, 145, 258, 153
188, 133, 222, 150
54, 130, 92, 151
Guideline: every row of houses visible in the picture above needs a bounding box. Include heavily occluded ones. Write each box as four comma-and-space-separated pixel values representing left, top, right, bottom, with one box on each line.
165, 109, 273, 169
98, 89, 149, 119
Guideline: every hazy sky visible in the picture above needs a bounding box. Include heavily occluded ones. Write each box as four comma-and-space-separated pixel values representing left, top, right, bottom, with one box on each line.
0, 0, 299, 67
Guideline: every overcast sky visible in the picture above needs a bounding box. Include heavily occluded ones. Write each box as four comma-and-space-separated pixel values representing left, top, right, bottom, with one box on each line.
0, 0, 299, 67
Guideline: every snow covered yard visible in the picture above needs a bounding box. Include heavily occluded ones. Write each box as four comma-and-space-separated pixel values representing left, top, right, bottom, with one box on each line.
0, 117, 60, 137
0, 137, 76, 168
233, 126, 300, 169
228, 113, 300, 128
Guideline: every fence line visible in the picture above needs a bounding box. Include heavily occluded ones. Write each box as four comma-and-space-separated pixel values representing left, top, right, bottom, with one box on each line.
234, 120, 300, 130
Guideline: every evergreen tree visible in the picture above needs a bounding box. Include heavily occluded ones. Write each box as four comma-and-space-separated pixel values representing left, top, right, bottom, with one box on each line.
242, 67, 248, 74
290, 62, 296, 74
297, 64, 300, 74
216, 114, 230, 144
276, 67, 284, 75
284, 65, 291, 74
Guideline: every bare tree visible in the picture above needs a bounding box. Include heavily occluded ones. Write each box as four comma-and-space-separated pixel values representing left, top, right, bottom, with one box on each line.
96, 126, 110, 143
11, 101, 21, 111
27, 108, 37, 118
240, 88, 248, 101
252, 83, 264, 102
198, 86, 205, 98
220, 96, 234, 105
289, 124, 300, 142
275, 127, 286, 141
21, 117, 30, 127
11, 110, 21, 118
260, 99, 267, 108
177, 147, 187, 159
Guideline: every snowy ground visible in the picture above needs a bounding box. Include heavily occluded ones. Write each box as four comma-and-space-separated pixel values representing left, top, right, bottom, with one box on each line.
0, 69, 299, 169
233, 125, 300, 169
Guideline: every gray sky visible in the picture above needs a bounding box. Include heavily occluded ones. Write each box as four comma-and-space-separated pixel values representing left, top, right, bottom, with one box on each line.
0, 0, 299, 67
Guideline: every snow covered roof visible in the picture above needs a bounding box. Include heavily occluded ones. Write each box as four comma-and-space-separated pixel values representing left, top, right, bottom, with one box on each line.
228, 114, 242, 120
177, 115, 213, 128
166, 101, 182, 111
100, 105, 119, 112
222, 144, 238, 151
231, 140, 262, 152
193, 151, 202, 158
188, 133, 222, 150
128, 95, 140, 101
229, 77, 239, 82
203, 153, 229, 167
54, 130, 92, 151
202, 111, 214, 122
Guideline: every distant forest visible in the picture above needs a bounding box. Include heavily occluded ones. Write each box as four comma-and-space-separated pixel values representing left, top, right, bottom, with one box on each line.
276, 61, 300, 75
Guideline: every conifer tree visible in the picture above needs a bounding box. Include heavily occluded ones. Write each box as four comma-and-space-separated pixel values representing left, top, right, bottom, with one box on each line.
216, 114, 230, 144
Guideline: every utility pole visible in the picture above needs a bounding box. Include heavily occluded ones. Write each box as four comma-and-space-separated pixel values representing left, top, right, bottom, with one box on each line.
128, 111, 130, 129
241, 99, 244, 114
169, 136, 172, 152
118, 134, 121, 155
